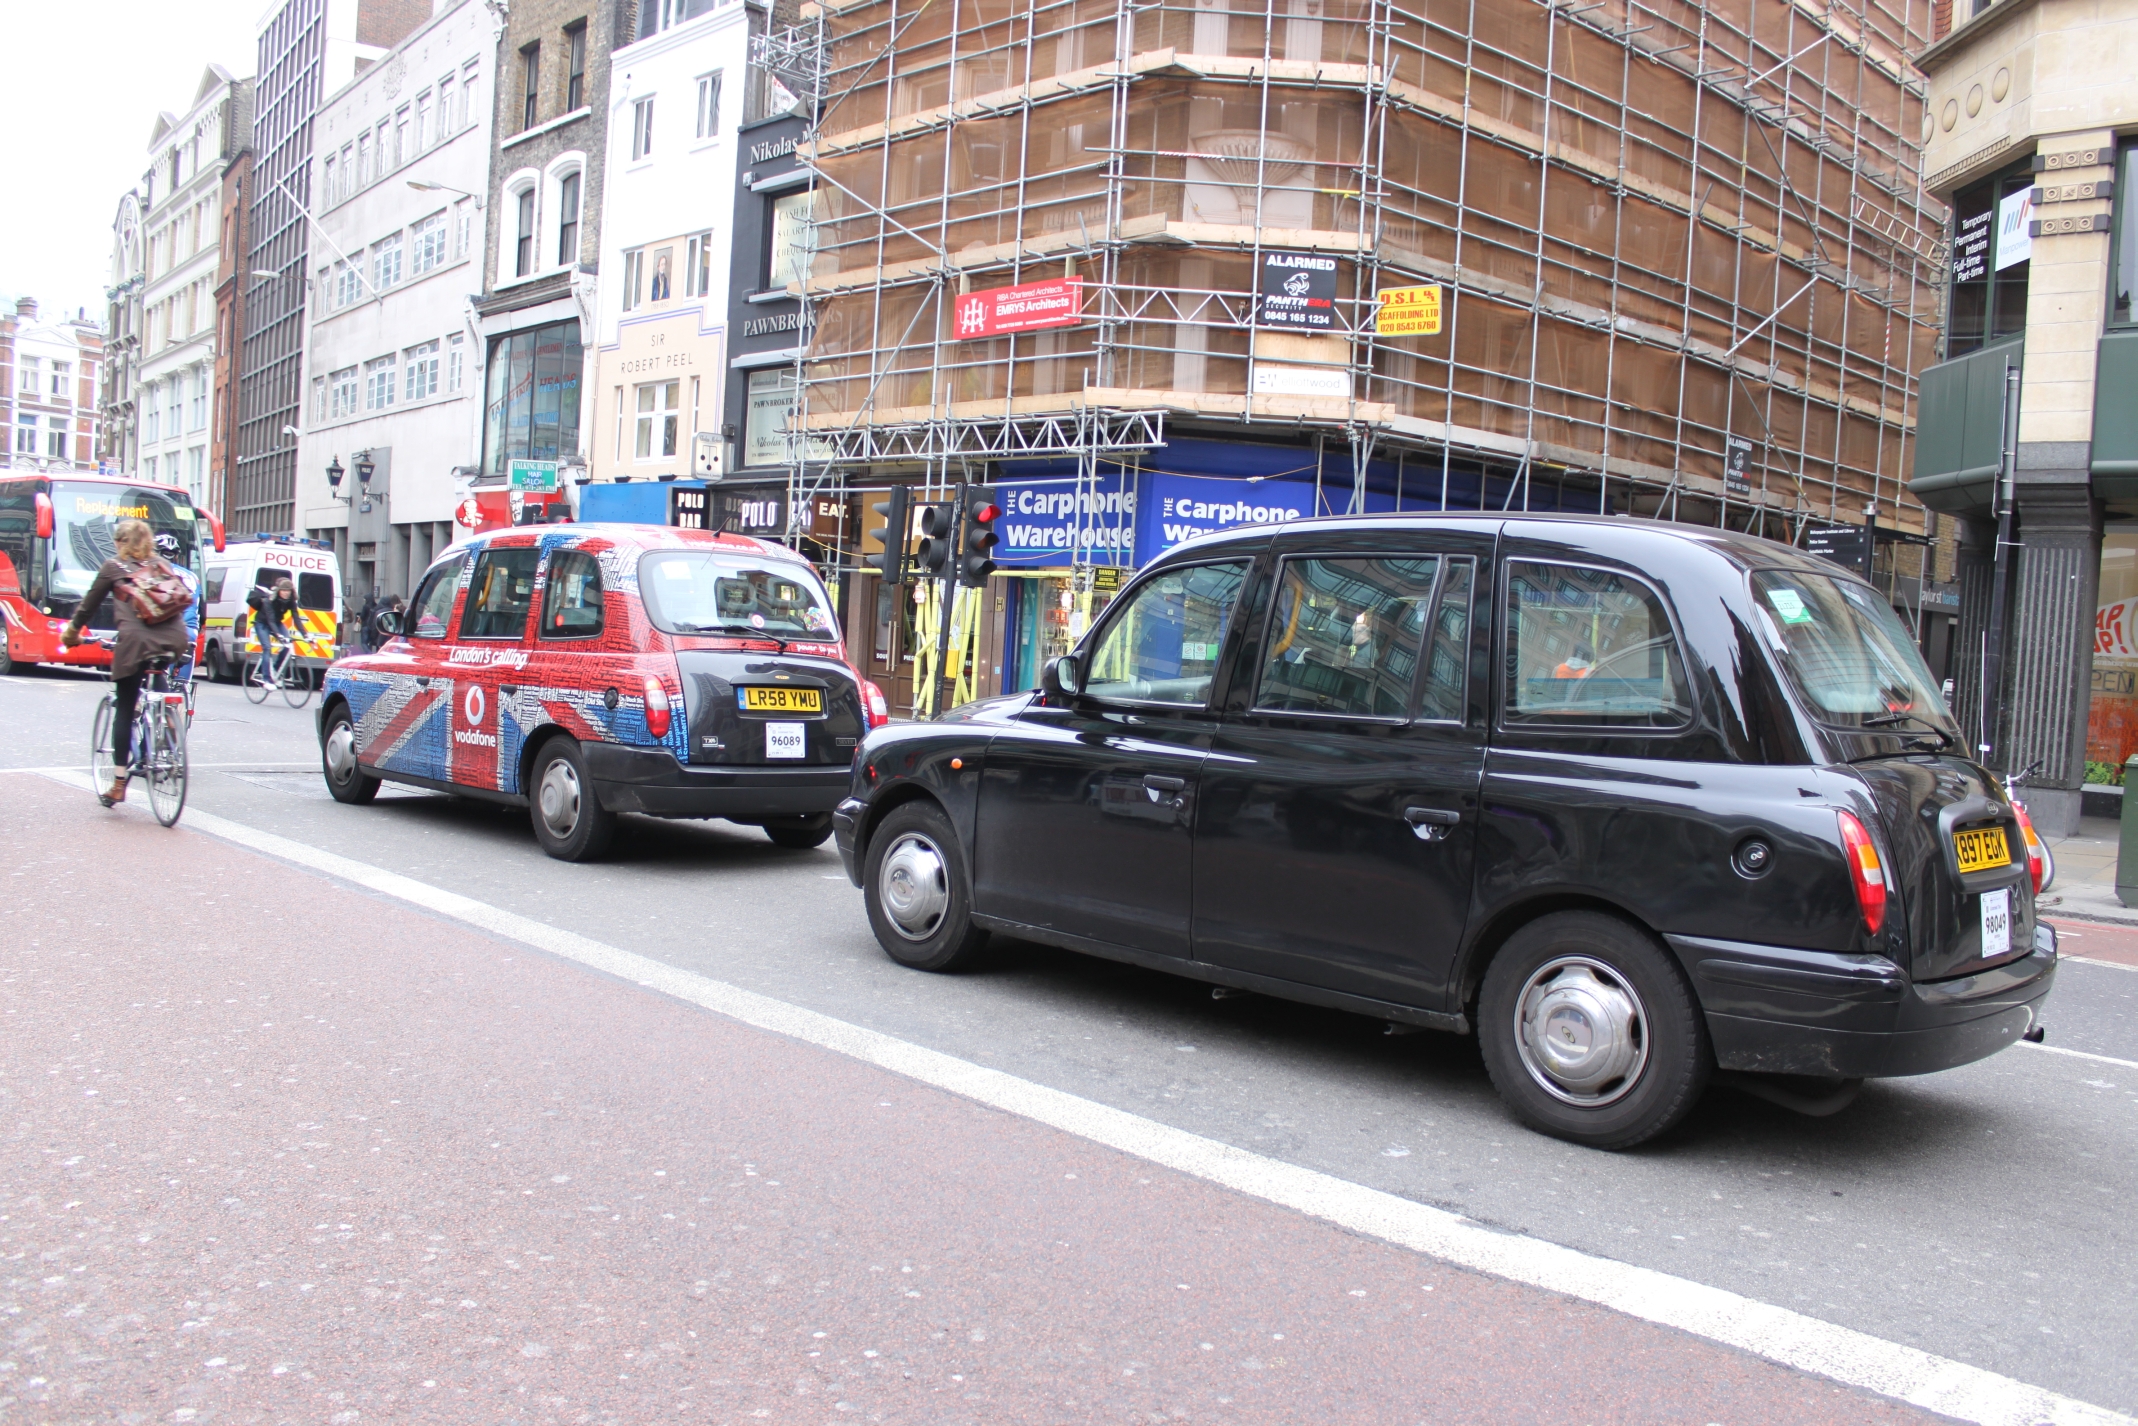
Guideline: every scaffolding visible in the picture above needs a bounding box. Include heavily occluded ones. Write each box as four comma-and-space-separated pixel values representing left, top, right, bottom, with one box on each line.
781, 0, 1945, 564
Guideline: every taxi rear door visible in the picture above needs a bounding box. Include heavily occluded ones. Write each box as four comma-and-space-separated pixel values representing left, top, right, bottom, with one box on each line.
443, 538, 540, 794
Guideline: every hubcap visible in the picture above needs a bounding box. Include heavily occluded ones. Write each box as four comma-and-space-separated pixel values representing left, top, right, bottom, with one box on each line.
878, 831, 949, 941
325, 723, 358, 784
539, 759, 583, 837
1513, 955, 1650, 1107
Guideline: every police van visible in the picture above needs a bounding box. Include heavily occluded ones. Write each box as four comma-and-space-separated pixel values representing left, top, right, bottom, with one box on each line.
201, 537, 342, 681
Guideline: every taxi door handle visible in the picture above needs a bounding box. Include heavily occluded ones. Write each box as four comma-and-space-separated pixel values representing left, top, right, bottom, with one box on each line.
1143, 774, 1187, 805
1404, 806, 1461, 841
500, 684, 520, 695
414, 676, 432, 688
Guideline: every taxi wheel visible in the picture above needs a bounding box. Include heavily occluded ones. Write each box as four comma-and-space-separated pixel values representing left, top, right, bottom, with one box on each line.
1477, 911, 1710, 1151
863, 800, 989, 972
763, 813, 835, 850
530, 738, 615, 862
320, 707, 380, 805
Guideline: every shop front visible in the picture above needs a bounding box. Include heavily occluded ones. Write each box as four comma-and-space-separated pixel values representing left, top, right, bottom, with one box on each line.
2091, 526, 2138, 786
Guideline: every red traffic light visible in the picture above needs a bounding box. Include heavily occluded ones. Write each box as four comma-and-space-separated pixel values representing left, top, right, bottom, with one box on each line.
972, 503, 1001, 524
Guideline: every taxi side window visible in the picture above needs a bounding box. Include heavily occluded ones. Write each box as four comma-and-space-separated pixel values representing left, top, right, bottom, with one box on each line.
541, 549, 605, 640
461, 547, 541, 640
406, 557, 462, 640
1084, 561, 1249, 707
1503, 560, 1693, 728
1416, 557, 1474, 723
1255, 555, 1438, 719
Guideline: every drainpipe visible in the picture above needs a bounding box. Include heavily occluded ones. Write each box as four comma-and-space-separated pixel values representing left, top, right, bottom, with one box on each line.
1979, 361, 2021, 768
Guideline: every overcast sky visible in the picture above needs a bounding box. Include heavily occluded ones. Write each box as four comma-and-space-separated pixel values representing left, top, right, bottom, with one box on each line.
1, 0, 264, 326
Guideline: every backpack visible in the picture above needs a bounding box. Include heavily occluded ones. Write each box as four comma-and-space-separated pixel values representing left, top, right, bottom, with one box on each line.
115, 557, 192, 626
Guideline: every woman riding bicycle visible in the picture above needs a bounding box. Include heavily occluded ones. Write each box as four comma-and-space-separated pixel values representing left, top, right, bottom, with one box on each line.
58, 518, 194, 805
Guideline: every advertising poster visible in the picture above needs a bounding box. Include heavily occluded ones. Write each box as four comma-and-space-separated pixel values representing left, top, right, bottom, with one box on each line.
954, 278, 1085, 339
1256, 251, 1339, 330
1996, 187, 2034, 271
1952, 209, 1992, 285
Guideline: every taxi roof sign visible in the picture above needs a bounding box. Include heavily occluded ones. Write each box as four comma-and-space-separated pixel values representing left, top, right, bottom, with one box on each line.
1375, 284, 1444, 336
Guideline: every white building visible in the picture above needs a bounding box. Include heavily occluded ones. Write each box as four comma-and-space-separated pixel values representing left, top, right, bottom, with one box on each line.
586, 0, 752, 485
294, 0, 497, 602
118, 67, 253, 506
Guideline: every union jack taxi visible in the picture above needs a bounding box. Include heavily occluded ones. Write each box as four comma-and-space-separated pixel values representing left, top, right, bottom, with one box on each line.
318, 523, 889, 860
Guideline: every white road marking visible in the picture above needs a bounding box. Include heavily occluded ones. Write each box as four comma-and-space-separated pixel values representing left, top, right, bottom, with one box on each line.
2061, 954, 2138, 976
38, 769, 2130, 1426
2023, 1042, 2138, 1072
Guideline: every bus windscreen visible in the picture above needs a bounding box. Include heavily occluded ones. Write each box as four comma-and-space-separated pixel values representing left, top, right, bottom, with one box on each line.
50, 483, 203, 610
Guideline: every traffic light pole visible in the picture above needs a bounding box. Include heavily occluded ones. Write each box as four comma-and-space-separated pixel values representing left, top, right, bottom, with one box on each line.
930, 485, 966, 720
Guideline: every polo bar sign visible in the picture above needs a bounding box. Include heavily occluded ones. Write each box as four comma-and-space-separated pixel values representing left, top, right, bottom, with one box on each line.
954, 278, 1084, 339
716, 488, 788, 536
1257, 251, 1338, 331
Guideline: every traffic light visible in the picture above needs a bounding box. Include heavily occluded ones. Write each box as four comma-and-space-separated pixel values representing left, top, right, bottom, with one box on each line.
864, 485, 909, 588
915, 503, 956, 579
959, 485, 1001, 587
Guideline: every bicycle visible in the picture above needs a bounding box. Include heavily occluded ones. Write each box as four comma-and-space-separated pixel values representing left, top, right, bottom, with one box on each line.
244, 627, 313, 709
88, 643, 189, 827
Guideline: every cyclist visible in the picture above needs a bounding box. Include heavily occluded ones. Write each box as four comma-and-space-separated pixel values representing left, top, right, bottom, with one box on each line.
58, 518, 194, 805
246, 577, 298, 684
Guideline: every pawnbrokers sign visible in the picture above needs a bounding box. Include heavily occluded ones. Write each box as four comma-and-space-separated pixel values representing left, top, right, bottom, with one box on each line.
954, 278, 1085, 339
1257, 251, 1339, 330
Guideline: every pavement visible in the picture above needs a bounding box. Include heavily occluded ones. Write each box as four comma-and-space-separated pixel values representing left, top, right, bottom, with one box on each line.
0, 773, 1935, 1425
2039, 816, 2138, 929
4, 668, 2138, 1422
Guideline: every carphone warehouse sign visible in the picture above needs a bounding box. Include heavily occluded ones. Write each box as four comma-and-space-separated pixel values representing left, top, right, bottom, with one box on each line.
993, 475, 1136, 566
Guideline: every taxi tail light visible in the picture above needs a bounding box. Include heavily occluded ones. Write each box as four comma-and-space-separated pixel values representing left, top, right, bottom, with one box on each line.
862, 678, 890, 730
642, 676, 672, 739
2012, 804, 2046, 894
1836, 810, 1887, 936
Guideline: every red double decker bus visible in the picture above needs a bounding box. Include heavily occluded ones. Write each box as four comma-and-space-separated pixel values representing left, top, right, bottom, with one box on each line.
0, 473, 224, 674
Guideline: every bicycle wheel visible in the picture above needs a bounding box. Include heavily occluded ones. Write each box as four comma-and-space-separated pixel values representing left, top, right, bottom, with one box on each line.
282, 657, 313, 709
243, 654, 270, 704
144, 699, 187, 827
89, 694, 115, 789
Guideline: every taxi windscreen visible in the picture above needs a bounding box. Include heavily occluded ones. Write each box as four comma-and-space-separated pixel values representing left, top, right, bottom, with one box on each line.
638, 551, 838, 641
1752, 570, 1955, 734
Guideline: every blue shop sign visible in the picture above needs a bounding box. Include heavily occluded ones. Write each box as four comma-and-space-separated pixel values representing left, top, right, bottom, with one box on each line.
1137, 472, 1398, 562
992, 473, 1136, 567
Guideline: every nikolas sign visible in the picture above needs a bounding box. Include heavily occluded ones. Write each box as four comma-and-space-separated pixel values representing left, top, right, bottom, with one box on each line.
954, 278, 1084, 339
1257, 251, 1338, 330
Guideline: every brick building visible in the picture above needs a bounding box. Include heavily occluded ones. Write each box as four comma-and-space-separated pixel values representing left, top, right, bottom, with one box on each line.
467, 0, 631, 505
4, 299, 105, 475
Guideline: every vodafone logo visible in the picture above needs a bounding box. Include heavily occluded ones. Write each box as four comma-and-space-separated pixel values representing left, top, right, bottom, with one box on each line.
464, 684, 486, 726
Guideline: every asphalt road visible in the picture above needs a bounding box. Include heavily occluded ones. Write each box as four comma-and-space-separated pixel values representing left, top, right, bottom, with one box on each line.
4, 666, 2135, 1417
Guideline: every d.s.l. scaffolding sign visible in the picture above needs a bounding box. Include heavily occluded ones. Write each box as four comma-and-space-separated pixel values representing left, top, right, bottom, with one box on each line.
1375, 284, 1443, 336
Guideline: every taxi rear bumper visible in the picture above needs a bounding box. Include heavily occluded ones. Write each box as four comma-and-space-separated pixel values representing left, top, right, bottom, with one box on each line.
582, 743, 850, 820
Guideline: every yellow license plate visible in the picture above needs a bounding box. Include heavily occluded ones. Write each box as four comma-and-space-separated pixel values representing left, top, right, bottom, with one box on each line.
741, 686, 822, 714
1953, 826, 2012, 874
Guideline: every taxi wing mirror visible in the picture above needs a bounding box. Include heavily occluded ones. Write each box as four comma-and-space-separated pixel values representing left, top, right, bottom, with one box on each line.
1042, 653, 1083, 698
374, 610, 403, 639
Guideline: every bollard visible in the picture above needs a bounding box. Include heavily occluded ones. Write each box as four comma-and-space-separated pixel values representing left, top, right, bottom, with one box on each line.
2120, 755, 2138, 907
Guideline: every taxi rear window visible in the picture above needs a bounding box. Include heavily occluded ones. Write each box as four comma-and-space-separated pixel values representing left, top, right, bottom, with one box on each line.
1503, 561, 1693, 728
1751, 570, 1955, 733
638, 551, 838, 640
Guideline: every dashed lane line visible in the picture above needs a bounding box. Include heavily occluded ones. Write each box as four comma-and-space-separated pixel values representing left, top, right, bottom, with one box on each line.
36, 769, 2132, 1426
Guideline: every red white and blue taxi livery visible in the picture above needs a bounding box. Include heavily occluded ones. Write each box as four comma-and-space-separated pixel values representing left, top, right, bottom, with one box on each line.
318, 523, 887, 860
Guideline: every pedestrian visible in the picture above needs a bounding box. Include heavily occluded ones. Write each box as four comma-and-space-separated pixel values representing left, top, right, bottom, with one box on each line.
358, 590, 381, 653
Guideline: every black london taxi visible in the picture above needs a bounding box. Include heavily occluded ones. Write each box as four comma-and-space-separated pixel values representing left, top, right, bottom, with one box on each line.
832, 513, 2057, 1148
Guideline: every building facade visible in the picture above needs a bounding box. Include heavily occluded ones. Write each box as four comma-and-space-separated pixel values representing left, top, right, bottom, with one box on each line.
4, 299, 106, 476
585, 0, 753, 488
237, 0, 427, 538
212, 150, 257, 523
1908, 0, 2138, 832
117, 67, 257, 510
294, 0, 497, 603
787, 0, 1949, 713
468, 0, 629, 514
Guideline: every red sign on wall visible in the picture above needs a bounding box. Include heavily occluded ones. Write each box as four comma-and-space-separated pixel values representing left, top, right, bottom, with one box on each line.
953, 278, 1085, 339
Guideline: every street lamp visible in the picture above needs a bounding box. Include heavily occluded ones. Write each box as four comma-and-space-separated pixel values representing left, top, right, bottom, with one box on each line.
353, 452, 376, 486
407, 179, 484, 208
325, 455, 345, 493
